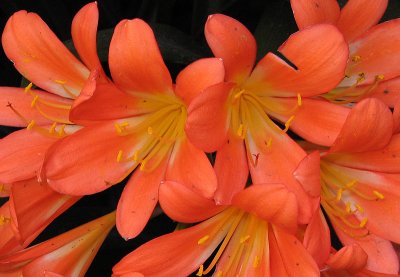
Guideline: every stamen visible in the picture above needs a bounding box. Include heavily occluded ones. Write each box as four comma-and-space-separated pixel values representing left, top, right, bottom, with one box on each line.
253, 256, 260, 268
139, 160, 147, 171
147, 127, 153, 135
0, 215, 10, 225
355, 204, 364, 213
297, 93, 302, 106
345, 180, 357, 189
375, 74, 385, 81
49, 122, 57, 134
283, 115, 295, 133
240, 235, 250, 244
58, 124, 66, 136
114, 123, 123, 134
234, 89, 245, 99
237, 124, 244, 138
373, 190, 385, 200
133, 150, 140, 162
345, 202, 352, 213
54, 80, 67, 85
359, 218, 368, 228
196, 265, 204, 276
198, 235, 210, 245
30, 94, 39, 108
356, 72, 365, 84
24, 82, 33, 93
27, 120, 36, 130
351, 55, 361, 62
336, 188, 343, 202
116, 150, 123, 162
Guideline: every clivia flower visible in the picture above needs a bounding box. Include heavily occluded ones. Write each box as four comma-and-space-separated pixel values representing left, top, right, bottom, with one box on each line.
40, 18, 221, 239
185, 14, 349, 223
113, 181, 319, 276
291, 0, 400, 107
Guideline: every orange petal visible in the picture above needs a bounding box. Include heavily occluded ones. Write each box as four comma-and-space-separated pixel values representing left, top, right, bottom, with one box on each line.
0, 129, 57, 184
337, 0, 388, 42
185, 82, 233, 152
330, 98, 393, 153
303, 209, 331, 268
290, 0, 340, 29
368, 76, 400, 108
109, 19, 172, 94
116, 159, 167, 240
232, 184, 298, 234
0, 87, 72, 127
271, 97, 350, 146
71, 2, 105, 78
205, 14, 256, 84
245, 24, 348, 97
10, 179, 79, 246
43, 122, 136, 195
327, 244, 368, 272
166, 138, 217, 199
269, 225, 320, 277
2, 11, 89, 98
293, 151, 321, 198
175, 58, 225, 106
0, 201, 24, 256
213, 133, 248, 205
159, 181, 225, 223
343, 19, 400, 86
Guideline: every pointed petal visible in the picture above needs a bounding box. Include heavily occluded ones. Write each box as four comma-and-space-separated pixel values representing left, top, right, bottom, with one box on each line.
271, 97, 350, 146
166, 138, 217, 199
232, 184, 298, 233
0, 129, 57, 184
175, 58, 225, 106
71, 2, 105, 77
185, 82, 233, 152
330, 98, 393, 153
159, 181, 225, 223
245, 24, 348, 97
116, 160, 167, 240
205, 14, 256, 83
337, 0, 388, 42
303, 209, 331, 268
109, 19, 172, 94
290, 0, 340, 30
213, 133, 248, 205
43, 122, 136, 195
327, 244, 368, 272
344, 19, 400, 86
2, 11, 89, 98
293, 151, 321, 198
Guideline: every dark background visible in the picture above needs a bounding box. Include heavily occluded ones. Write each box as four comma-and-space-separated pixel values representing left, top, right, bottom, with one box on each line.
0, 0, 399, 276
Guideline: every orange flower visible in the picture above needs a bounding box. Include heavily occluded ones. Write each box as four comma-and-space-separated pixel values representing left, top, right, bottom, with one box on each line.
185, 14, 349, 223
113, 181, 319, 276
41, 19, 222, 239
291, 0, 400, 107
0, 211, 115, 276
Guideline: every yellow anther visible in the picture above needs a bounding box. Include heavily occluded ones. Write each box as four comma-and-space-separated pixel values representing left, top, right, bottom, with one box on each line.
359, 218, 368, 228
240, 235, 250, 244
345, 180, 357, 188
355, 204, 364, 213
133, 150, 140, 162
345, 202, 352, 213
375, 74, 385, 81
234, 89, 245, 99
265, 138, 272, 148
196, 265, 204, 276
54, 79, 67, 85
27, 120, 36, 130
237, 124, 246, 138
114, 123, 123, 134
139, 160, 147, 171
253, 255, 260, 268
31, 94, 39, 108
351, 55, 361, 62
336, 188, 343, 202
58, 124, 66, 136
0, 215, 10, 225
119, 122, 129, 128
116, 150, 123, 162
373, 190, 385, 200
356, 72, 365, 84
49, 122, 57, 134
197, 235, 210, 245
283, 115, 295, 133
216, 271, 223, 277
147, 127, 153, 135
24, 82, 33, 93
297, 93, 302, 106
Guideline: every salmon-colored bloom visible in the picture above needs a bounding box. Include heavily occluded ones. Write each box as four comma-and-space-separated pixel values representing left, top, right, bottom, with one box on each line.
185, 14, 349, 223
0, 211, 115, 276
41, 18, 221, 239
298, 98, 400, 273
113, 181, 319, 276
291, 0, 400, 107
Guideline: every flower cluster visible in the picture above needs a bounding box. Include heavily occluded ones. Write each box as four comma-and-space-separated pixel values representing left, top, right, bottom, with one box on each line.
0, 0, 400, 276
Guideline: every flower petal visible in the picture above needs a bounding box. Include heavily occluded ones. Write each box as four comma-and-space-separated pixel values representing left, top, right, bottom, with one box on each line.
185, 82, 233, 152
336, 0, 388, 42
159, 181, 225, 223
2, 11, 89, 98
290, 0, 340, 30
109, 19, 172, 94
330, 98, 393, 153
326, 244, 368, 272
343, 19, 400, 86
245, 24, 348, 97
293, 151, 321, 198
116, 159, 167, 240
205, 14, 256, 84
232, 184, 298, 233
213, 132, 248, 205
0, 201, 24, 256
166, 138, 217, 199
42, 122, 135, 195
369, 77, 400, 108
71, 2, 105, 77
175, 58, 225, 106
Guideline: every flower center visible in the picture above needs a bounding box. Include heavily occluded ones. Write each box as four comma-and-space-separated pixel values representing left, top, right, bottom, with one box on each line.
320, 160, 384, 238
114, 93, 187, 172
